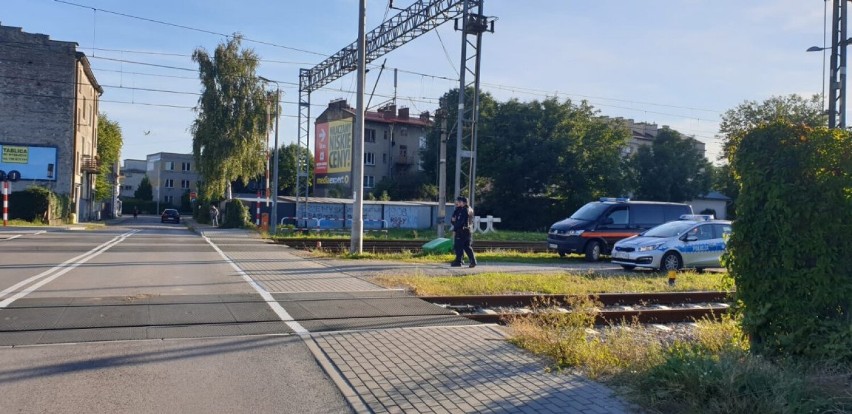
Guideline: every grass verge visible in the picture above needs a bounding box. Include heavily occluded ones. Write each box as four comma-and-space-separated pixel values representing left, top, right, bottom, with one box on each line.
314, 249, 569, 264
273, 229, 546, 242
507, 299, 851, 413
3, 219, 47, 227
371, 271, 732, 296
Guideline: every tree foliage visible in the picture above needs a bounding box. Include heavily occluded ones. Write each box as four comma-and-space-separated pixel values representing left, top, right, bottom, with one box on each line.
134, 175, 153, 201
191, 35, 269, 201
276, 143, 314, 196
630, 127, 711, 202
727, 121, 852, 361
95, 114, 123, 201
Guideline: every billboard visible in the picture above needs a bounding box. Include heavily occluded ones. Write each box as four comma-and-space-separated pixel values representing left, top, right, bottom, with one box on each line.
315, 119, 353, 191
0, 144, 58, 181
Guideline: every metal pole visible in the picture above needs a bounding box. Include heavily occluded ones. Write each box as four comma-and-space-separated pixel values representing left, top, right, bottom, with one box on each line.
437, 111, 448, 238
271, 87, 281, 234
351, 0, 366, 254
468, 1, 485, 211
841, 0, 848, 128
265, 95, 271, 207
830, 0, 841, 129
453, 1, 469, 202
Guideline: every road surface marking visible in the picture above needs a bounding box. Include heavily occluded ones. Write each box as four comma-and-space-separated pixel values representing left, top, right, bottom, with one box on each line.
0, 230, 139, 308
203, 236, 309, 335
0, 235, 22, 241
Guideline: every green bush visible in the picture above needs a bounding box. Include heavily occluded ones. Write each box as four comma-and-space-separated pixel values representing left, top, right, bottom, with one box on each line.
220, 200, 249, 228
120, 199, 158, 215
728, 122, 852, 361
8, 187, 68, 223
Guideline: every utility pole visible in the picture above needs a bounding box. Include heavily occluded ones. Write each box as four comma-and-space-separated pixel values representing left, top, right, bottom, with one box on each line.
829, 0, 849, 128
350, 0, 366, 254
271, 87, 281, 234
437, 108, 448, 238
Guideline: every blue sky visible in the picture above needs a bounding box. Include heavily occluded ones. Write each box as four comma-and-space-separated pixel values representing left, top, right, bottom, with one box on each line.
3, 0, 828, 163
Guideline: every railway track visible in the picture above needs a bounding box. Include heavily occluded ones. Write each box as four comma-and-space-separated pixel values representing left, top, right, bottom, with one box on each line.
420, 291, 733, 325
277, 238, 549, 253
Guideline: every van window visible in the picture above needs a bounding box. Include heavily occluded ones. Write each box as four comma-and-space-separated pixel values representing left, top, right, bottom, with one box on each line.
630, 204, 665, 227
664, 205, 692, 221
598, 207, 628, 229
569, 202, 611, 221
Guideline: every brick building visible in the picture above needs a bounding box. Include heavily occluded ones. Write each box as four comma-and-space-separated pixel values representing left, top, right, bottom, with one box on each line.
0, 23, 102, 221
313, 99, 432, 197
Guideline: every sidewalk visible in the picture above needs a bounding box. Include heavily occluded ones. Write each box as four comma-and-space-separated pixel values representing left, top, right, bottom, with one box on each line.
192, 220, 632, 413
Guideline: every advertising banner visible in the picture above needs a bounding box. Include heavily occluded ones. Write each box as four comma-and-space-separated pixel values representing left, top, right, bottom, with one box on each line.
327, 119, 352, 173
0, 144, 57, 180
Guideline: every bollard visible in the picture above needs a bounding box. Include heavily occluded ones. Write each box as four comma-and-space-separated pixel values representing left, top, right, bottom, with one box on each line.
667, 270, 677, 286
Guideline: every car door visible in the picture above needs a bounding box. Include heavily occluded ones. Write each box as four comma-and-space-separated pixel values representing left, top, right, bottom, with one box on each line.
709, 223, 732, 267
683, 223, 716, 267
596, 206, 630, 245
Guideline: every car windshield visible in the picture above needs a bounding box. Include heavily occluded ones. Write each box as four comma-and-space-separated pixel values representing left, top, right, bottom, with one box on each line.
643, 221, 695, 238
569, 202, 611, 221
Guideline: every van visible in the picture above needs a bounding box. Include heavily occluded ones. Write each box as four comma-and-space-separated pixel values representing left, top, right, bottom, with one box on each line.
547, 198, 692, 261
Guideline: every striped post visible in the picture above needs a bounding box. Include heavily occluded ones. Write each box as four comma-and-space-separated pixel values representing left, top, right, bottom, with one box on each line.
256, 190, 261, 226
3, 181, 8, 227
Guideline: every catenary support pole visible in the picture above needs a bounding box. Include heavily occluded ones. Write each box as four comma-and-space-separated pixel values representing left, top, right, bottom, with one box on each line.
350, 0, 367, 254
437, 110, 448, 238
271, 87, 281, 234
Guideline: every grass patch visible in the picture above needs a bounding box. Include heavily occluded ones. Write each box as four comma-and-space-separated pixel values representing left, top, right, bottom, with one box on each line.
273, 228, 546, 242
507, 304, 851, 414
371, 271, 732, 296
318, 249, 567, 264
3, 219, 47, 227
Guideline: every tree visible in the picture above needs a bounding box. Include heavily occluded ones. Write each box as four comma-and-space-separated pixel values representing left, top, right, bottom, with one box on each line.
94, 115, 123, 201
630, 128, 711, 202
276, 143, 314, 196
134, 175, 153, 201
191, 35, 269, 201
711, 163, 738, 219
719, 94, 826, 160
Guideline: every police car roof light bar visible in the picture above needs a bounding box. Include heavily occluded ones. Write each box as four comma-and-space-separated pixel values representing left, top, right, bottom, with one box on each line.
679, 214, 714, 221
599, 197, 630, 203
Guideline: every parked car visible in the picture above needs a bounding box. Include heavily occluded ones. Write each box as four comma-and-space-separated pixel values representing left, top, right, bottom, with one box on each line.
547, 198, 693, 261
610, 215, 732, 271
161, 209, 180, 224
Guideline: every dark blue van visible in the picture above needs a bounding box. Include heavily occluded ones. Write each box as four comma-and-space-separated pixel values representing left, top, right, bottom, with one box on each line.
547, 198, 692, 261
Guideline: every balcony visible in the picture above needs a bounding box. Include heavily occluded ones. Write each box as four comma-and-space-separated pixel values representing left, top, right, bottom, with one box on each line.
395, 155, 414, 165
80, 155, 100, 173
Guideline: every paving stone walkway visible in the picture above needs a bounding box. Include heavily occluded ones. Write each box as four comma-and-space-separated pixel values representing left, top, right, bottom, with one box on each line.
194, 221, 633, 413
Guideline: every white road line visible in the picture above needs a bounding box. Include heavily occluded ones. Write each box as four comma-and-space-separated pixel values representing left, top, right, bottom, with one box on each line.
0, 230, 46, 242
0, 230, 139, 308
0, 235, 22, 241
203, 236, 309, 335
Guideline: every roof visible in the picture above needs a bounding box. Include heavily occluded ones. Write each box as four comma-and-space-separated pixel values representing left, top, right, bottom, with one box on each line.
696, 191, 731, 201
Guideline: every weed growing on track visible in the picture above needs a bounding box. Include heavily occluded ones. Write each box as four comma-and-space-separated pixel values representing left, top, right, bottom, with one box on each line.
508, 307, 851, 413
371, 271, 732, 296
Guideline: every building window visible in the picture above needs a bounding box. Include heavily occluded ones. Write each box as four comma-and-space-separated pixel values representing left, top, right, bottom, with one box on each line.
400, 127, 408, 136
164, 195, 174, 205
182, 162, 191, 171
124, 185, 133, 191
364, 152, 375, 166
383, 130, 388, 140
165, 179, 174, 188
399, 145, 408, 158
181, 179, 190, 189
364, 175, 375, 188
165, 161, 175, 170
365, 129, 376, 143
383, 153, 387, 164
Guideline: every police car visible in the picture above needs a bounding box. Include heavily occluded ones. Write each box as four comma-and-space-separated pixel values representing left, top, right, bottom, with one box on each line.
610, 215, 732, 271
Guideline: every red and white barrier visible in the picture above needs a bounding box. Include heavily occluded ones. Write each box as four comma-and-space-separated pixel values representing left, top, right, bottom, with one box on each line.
2, 181, 8, 227
255, 191, 261, 226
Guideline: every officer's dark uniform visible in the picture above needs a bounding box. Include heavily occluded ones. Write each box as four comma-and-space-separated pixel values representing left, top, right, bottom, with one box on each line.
451, 197, 477, 267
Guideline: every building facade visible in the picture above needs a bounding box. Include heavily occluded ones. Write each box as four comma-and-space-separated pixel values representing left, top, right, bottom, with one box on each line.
145, 152, 199, 209
119, 159, 147, 199
313, 99, 432, 197
0, 23, 102, 221
610, 117, 706, 158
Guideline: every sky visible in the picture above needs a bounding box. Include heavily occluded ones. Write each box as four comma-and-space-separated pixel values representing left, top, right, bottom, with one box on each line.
2, 0, 830, 164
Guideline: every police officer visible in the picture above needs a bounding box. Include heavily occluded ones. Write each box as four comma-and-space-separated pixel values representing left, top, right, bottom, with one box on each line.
450, 196, 477, 268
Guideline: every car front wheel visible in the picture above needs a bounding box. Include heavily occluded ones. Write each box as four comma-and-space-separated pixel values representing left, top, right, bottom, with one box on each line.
621, 265, 636, 271
584, 240, 602, 262
660, 252, 683, 272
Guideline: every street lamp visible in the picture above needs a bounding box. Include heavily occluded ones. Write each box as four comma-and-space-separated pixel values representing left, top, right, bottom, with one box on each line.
259, 76, 281, 234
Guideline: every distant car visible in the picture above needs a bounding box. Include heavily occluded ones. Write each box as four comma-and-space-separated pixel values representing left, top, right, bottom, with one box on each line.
610, 215, 732, 271
161, 209, 180, 224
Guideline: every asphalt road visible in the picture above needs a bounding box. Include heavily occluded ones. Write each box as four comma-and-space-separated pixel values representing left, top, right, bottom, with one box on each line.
0, 217, 351, 414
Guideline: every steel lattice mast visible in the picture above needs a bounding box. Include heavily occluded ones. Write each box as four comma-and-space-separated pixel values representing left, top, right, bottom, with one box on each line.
295, 0, 494, 223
